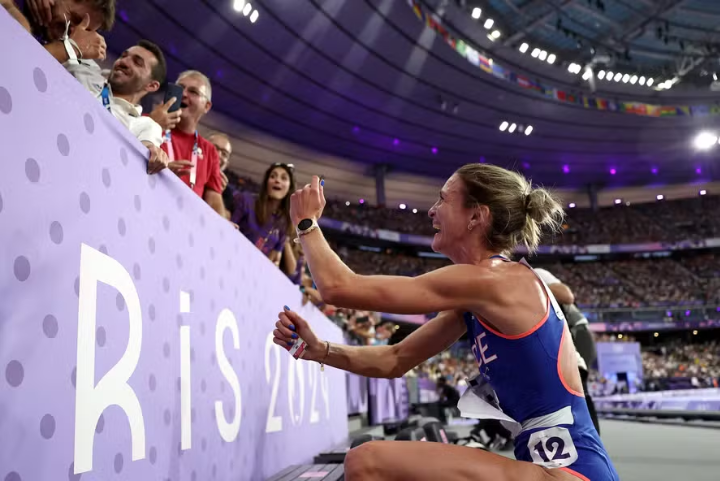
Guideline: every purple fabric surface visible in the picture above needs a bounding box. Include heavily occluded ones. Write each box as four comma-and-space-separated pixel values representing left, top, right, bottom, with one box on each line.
0, 11, 347, 481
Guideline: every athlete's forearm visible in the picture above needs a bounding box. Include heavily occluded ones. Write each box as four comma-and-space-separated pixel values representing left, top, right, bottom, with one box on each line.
320, 342, 402, 379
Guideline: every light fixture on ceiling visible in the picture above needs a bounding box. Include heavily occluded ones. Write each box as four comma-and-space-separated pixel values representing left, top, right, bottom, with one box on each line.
605, 71, 613, 80
647, 78, 654, 86
399, 203, 407, 210
250, 9, 259, 22
656, 194, 664, 200
484, 18, 494, 29
639, 76, 646, 85
630, 75, 638, 84
499, 121, 509, 131
519, 42, 529, 53
508, 123, 517, 133
491, 30, 502, 39
700, 190, 707, 196
694, 131, 718, 150
412, 208, 418, 213
525, 125, 533, 135
242, 2, 252, 15
582, 69, 592, 80
233, 0, 246, 12
539, 50, 548, 61
471, 7, 482, 19
614, 198, 622, 205
622, 74, 630, 83
613, 72, 622, 82
547, 53, 556, 64
597, 70, 605, 80
568, 203, 576, 208
531, 48, 540, 58
345, 201, 350, 206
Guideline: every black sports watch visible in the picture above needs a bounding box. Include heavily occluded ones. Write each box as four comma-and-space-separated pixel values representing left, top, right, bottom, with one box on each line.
297, 218, 314, 231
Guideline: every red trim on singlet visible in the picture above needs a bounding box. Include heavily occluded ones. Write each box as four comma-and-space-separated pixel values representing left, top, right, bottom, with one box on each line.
559, 467, 591, 481
475, 293, 550, 340
557, 328, 585, 398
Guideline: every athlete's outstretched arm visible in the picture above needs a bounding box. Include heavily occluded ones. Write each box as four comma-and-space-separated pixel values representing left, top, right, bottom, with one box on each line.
274, 309, 466, 378
291, 176, 500, 314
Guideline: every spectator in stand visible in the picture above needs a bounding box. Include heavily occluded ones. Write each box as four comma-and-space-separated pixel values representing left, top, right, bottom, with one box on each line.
208, 132, 232, 192
231, 163, 296, 267
152, 70, 226, 217
208, 132, 234, 218
64, 39, 169, 173
10, 0, 113, 64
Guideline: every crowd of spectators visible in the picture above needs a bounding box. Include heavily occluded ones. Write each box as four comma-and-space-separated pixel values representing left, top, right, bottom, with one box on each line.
590, 335, 720, 391
322, 195, 720, 246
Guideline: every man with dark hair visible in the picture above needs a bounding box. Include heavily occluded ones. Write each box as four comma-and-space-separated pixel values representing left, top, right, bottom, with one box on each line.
66, 39, 169, 173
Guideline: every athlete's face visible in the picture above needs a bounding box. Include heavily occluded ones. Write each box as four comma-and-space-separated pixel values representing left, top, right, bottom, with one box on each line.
428, 174, 476, 255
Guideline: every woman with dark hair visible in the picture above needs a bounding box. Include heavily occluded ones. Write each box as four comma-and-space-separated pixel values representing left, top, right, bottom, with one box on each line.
273, 164, 618, 481
232, 162, 296, 266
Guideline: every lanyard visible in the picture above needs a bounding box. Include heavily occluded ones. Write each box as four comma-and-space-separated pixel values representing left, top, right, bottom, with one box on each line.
100, 84, 112, 112
164, 130, 200, 187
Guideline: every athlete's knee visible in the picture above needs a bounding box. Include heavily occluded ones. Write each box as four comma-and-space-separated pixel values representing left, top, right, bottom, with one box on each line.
344, 441, 384, 480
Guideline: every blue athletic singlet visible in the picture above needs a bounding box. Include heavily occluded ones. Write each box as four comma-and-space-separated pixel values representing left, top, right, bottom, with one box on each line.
463, 256, 619, 481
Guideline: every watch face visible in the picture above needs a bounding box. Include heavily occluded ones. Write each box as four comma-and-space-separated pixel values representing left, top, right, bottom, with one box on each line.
298, 219, 313, 231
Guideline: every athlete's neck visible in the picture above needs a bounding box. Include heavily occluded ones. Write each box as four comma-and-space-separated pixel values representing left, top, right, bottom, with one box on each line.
448, 243, 502, 266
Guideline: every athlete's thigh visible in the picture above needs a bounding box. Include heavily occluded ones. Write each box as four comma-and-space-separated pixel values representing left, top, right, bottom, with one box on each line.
344, 440, 575, 481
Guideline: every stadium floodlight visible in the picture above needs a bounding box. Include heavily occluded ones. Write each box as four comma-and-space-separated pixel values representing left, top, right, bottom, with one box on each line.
694, 131, 718, 150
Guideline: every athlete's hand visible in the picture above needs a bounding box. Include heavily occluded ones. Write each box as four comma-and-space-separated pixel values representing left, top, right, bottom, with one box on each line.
274, 307, 325, 361
290, 175, 325, 226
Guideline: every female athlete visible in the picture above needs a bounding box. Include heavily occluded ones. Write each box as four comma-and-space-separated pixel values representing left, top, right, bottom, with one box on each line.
273, 164, 619, 481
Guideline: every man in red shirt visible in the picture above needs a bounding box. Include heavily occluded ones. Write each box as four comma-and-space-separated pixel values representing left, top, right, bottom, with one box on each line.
156, 70, 225, 218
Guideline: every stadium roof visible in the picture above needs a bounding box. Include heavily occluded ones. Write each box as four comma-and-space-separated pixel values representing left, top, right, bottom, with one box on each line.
106, 0, 720, 190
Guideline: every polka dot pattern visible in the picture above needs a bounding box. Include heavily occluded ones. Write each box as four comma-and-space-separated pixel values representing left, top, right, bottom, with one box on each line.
0, 42, 348, 480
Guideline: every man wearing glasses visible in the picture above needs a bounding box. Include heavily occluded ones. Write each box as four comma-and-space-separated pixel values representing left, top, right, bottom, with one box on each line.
153, 70, 226, 218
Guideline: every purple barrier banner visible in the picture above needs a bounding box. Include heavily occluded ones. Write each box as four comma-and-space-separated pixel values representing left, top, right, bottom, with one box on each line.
368, 378, 409, 425
346, 373, 369, 416
0, 13, 347, 481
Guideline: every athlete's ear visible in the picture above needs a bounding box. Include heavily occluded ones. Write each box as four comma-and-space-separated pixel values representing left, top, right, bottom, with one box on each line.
470, 204, 490, 229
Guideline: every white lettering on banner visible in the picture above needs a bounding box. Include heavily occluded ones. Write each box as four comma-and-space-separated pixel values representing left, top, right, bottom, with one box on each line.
287, 355, 306, 425
265, 332, 283, 433
74, 244, 146, 474
475, 332, 497, 367
215, 309, 242, 442
181, 326, 192, 450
